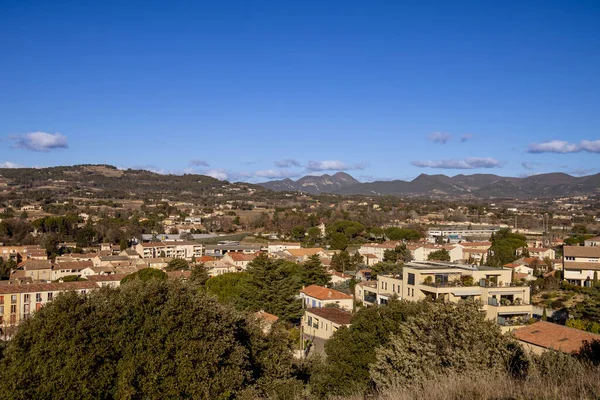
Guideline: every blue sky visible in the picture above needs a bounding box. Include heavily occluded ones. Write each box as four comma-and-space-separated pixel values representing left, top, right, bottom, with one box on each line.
1, 0, 599, 182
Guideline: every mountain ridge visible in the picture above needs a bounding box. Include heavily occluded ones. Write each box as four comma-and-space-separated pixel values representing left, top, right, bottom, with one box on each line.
258, 171, 600, 198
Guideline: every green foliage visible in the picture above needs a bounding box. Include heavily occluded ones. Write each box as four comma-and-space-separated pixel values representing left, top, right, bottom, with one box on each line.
0, 280, 297, 399
370, 261, 402, 279
427, 248, 451, 261
0, 258, 15, 280
384, 227, 422, 241
165, 258, 190, 271
329, 232, 349, 251
330, 251, 362, 272
206, 272, 250, 305
60, 275, 87, 282
370, 301, 524, 389
121, 268, 167, 284
189, 264, 209, 286
566, 318, 600, 334
487, 229, 527, 267
382, 244, 412, 264
310, 299, 427, 397
300, 255, 331, 287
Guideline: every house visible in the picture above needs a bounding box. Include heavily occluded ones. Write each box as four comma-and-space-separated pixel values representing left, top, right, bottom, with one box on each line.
355, 269, 372, 281
18, 260, 53, 281
563, 246, 600, 287
144, 257, 172, 270
0, 281, 98, 327
300, 285, 353, 311
119, 249, 142, 260
204, 262, 238, 277
358, 242, 403, 264
526, 248, 556, 260
503, 261, 534, 276
204, 243, 262, 257
85, 274, 129, 288
222, 252, 258, 270
354, 280, 378, 305
92, 255, 130, 267
417, 245, 463, 263
513, 321, 600, 355
354, 261, 533, 331
302, 307, 352, 341
329, 271, 352, 285
255, 310, 279, 333
284, 248, 326, 262
584, 236, 600, 247
267, 242, 301, 254
52, 260, 93, 280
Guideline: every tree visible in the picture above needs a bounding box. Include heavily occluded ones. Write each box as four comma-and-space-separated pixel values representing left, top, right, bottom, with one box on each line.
427, 248, 451, 262
206, 272, 250, 306
301, 255, 330, 287
165, 258, 189, 271
329, 232, 349, 251
370, 301, 525, 390
371, 261, 402, 279
189, 263, 209, 286
121, 268, 167, 284
310, 299, 428, 397
331, 251, 351, 272
0, 280, 298, 398
382, 244, 413, 264
542, 307, 547, 321
384, 227, 421, 241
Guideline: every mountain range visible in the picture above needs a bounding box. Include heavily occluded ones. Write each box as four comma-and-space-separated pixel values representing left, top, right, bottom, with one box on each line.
258, 172, 600, 198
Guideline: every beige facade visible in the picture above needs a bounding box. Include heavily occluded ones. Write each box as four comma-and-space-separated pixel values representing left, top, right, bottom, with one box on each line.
302, 308, 352, 340
563, 246, 600, 286
355, 261, 532, 328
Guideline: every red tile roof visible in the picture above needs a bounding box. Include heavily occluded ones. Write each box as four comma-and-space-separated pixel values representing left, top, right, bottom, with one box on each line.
513, 321, 600, 353
305, 307, 353, 325
255, 310, 279, 322
300, 285, 353, 300
0, 281, 98, 294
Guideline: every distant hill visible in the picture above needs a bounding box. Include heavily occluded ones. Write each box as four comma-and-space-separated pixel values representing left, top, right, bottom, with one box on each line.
259, 172, 359, 195
259, 171, 600, 198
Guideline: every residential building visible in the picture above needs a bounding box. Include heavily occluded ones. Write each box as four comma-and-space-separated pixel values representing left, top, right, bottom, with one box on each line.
85, 274, 128, 288
0, 281, 98, 328
284, 247, 326, 262
255, 310, 279, 333
204, 243, 262, 257
329, 271, 352, 285
135, 242, 203, 260
513, 321, 600, 355
355, 261, 533, 331
302, 307, 352, 341
358, 241, 403, 264
222, 252, 258, 270
267, 242, 301, 254
52, 260, 93, 280
18, 260, 53, 281
525, 247, 556, 260
300, 285, 353, 311
563, 246, 600, 286
584, 236, 600, 247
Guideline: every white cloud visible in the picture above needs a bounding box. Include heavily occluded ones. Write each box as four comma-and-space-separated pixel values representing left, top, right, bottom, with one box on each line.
11, 132, 68, 152
428, 132, 452, 144
254, 169, 301, 179
411, 157, 501, 169
528, 139, 600, 154
0, 161, 24, 168
460, 134, 473, 143
275, 158, 301, 168
189, 159, 210, 167
205, 169, 229, 180
306, 160, 366, 171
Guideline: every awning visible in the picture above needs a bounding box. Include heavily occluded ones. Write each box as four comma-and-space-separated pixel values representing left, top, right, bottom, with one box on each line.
488, 290, 526, 295
452, 290, 482, 296
498, 311, 530, 316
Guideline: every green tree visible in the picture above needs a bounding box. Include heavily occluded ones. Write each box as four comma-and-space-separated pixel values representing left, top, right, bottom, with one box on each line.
331, 250, 351, 272
301, 255, 331, 287
427, 248, 451, 261
329, 232, 349, 251
0, 280, 298, 399
371, 261, 402, 279
384, 227, 422, 241
121, 268, 167, 284
189, 263, 209, 286
311, 299, 427, 397
383, 244, 413, 263
206, 272, 250, 306
370, 301, 525, 389
165, 258, 190, 271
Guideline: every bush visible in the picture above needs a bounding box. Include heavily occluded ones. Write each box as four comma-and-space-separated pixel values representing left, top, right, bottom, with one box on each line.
0, 280, 297, 399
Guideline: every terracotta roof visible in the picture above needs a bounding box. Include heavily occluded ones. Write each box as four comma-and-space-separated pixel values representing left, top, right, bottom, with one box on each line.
166, 270, 192, 279
564, 261, 600, 271
300, 285, 353, 300
199, 256, 215, 262
463, 249, 487, 254
513, 321, 600, 353
460, 241, 492, 247
330, 271, 352, 278
305, 307, 353, 325
85, 274, 129, 282
140, 242, 166, 248
228, 253, 257, 262
22, 260, 53, 270
0, 281, 98, 294
513, 272, 529, 280
255, 310, 279, 322
361, 241, 402, 249
55, 261, 93, 270
564, 246, 600, 258
286, 248, 324, 257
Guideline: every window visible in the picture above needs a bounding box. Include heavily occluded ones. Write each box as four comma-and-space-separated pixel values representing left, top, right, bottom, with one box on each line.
47, 293, 53, 301
412, 289, 414, 296
407, 287, 410, 296
0, 305, 4, 315
307, 316, 312, 326
24, 294, 30, 302
407, 273, 415, 285
11, 295, 16, 304
565, 256, 575, 261
36, 293, 42, 302
392, 284, 395, 293
10, 305, 17, 314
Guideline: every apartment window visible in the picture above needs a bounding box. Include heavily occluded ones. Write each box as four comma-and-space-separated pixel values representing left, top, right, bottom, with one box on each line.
36, 293, 42, 302
392, 284, 395, 293
565, 256, 575, 261
10, 295, 16, 303
24, 294, 30, 302
0, 305, 4, 315
412, 289, 414, 296
47, 293, 53, 301
407, 287, 410, 296
10, 305, 16, 314
407, 273, 415, 285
